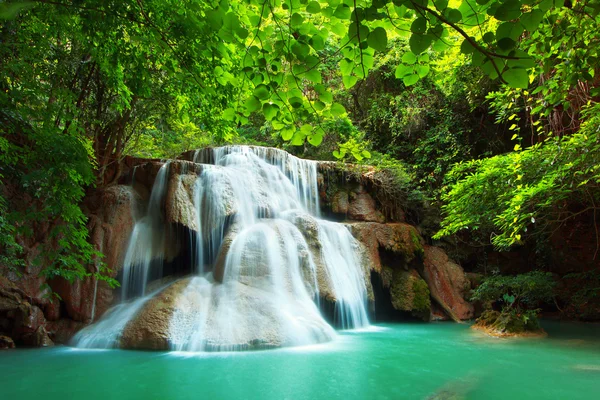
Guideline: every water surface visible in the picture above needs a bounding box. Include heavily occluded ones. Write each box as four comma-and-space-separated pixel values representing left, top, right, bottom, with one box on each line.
2, 322, 599, 399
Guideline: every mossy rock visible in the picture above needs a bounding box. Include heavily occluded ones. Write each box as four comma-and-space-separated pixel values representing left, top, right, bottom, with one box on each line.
389, 269, 431, 320
473, 310, 545, 337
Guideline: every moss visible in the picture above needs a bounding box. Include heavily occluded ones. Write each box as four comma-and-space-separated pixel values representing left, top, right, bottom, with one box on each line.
412, 277, 431, 313
409, 229, 424, 257
389, 269, 430, 320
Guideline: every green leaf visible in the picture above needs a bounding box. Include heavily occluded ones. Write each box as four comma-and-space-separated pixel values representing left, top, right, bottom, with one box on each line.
307, 128, 324, 146
443, 8, 462, 23
367, 27, 388, 52
263, 103, 279, 121
306, 1, 321, 13
310, 34, 325, 51
411, 18, 428, 34
503, 68, 529, 89
291, 42, 311, 59
290, 97, 305, 109
395, 64, 413, 78
222, 108, 236, 121
332, 150, 346, 159
402, 52, 418, 65
409, 34, 433, 54
334, 4, 351, 19
403, 74, 420, 86
330, 103, 346, 117
494, 0, 522, 21
281, 127, 295, 141
291, 131, 305, 146
520, 10, 544, 32
460, 38, 476, 54
254, 84, 270, 100
434, 0, 449, 11
244, 96, 262, 113
291, 13, 304, 27
416, 65, 430, 78
305, 69, 322, 84
343, 75, 358, 89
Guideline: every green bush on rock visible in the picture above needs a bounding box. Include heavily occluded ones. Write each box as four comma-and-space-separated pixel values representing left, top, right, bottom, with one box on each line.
471, 271, 555, 336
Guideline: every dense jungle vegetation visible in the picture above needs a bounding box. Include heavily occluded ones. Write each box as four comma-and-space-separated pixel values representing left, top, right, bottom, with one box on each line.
1, 0, 599, 322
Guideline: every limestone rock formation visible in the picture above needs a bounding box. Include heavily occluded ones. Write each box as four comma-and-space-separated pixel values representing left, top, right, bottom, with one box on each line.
120, 277, 335, 351
166, 173, 199, 232
421, 246, 474, 321
345, 222, 424, 272
119, 279, 189, 350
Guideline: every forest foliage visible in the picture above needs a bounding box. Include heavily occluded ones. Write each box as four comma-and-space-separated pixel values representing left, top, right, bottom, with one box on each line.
0, 0, 599, 285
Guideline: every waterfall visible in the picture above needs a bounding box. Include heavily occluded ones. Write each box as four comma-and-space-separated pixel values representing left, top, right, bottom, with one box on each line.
73, 146, 370, 351
120, 162, 170, 300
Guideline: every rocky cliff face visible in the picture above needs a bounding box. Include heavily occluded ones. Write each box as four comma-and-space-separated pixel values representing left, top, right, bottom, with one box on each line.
317, 164, 473, 322
1, 151, 474, 349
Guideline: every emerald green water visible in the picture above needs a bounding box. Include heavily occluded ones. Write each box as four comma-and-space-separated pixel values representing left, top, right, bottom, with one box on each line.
1, 322, 599, 399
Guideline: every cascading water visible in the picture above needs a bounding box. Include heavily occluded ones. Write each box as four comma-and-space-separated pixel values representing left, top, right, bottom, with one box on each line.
73, 146, 370, 351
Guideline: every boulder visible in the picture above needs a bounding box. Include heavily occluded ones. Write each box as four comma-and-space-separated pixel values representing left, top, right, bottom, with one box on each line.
421, 246, 474, 321
119, 279, 189, 350
389, 269, 431, 321
347, 186, 385, 223
120, 277, 334, 351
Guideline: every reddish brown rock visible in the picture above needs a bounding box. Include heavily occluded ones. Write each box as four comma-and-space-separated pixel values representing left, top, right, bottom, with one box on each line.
422, 246, 474, 321
52, 185, 139, 322
348, 186, 385, 223
46, 318, 87, 344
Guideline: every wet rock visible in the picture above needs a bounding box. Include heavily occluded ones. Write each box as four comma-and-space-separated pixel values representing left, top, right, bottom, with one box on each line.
22, 325, 54, 347
120, 280, 190, 350
422, 246, 474, 321
46, 318, 87, 344
0, 335, 15, 349
166, 173, 199, 232
120, 277, 334, 351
